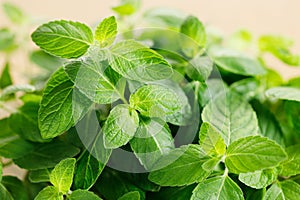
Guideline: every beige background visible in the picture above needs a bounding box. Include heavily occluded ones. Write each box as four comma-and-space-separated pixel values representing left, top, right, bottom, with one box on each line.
1, 0, 300, 79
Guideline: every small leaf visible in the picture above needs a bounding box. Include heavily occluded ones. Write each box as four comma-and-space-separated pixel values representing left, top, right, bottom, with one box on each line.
103, 104, 139, 148
263, 181, 300, 200
202, 91, 259, 146
50, 158, 76, 194
130, 117, 174, 170
0, 63, 13, 89
2, 2, 26, 24
39, 67, 92, 139
191, 176, 244, 200
280, 144, 300, 177
0, 84, 35, 100
199, 122, 226, 156
34, 186, 62, 200
29, 168, 52, 183
0, 28, 16, 52
95, 16, 117, 48
31, 20, 93, 58
130, 84, 191, 125
112, 0, 141, 16
266, 87, 300, 102
180, 16, 206, 57
225, 136, 287, 174
185, 56, 213, 82
2, 176, 29, 200
13, 140, 80, 170
118, 191, 140, 200
30, 50, 63, 71
109, 40, 173, 81
148, 144, 210, 186
68, 190, 102, 200
239, 168, 278, 189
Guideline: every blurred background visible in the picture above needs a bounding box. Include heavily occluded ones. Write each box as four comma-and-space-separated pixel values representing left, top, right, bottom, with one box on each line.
1, 0, 300, 80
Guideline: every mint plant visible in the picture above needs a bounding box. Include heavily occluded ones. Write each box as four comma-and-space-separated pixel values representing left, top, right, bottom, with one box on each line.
1, 0, 300, 199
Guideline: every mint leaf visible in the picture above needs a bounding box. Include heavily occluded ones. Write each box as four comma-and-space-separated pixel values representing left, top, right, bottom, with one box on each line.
68, 190, 102, 200
50, 158, 76, 194
39, 67, 92, 139
148, 144, 210, 186
34, 186, 62, 200
191, 176, 244, 200
180, 16, 206, 57
13, 141, 79, 170
0, 28, 16, 52
147, 185, 195, 200
239, 168, 278, 189
185, 56, 213, 82
29, 168, 52, 183
266, 87, 300, 102
0, 63, 13, 89
202, 91, 259, 145
264, 181, 300, 200
65, 57, 125, 104
112, 0, 141, 16
118, 191, 140, 200
130, 84, 191, 125
103, 104, 139, 148
95, 16, 117, 48
30, 50, 63, 71
31, 20, 93, 58
0, 84, 35, 100
199, 122, 226, 156
0, 163, 2, 182
109, 40, 173, 81
1, 176, 29, 200
2, 3, 26, 24
280, 144, 300, 177
0, 184, 13, 200
225, 136, 287, 174
130, 117, 174, 170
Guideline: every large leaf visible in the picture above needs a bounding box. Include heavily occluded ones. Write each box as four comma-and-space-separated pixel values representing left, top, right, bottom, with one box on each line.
103, 104, 139, 148
130, 84, 191, 125
68, 190, 102, 200
202, 91, 259, 145
148, 145, 210, 186
31, 20, 93, 58
0, 184, 13, 200
39, 67, 92, 139
191, 176, 244, 200
13, 140, 80, 170
280, 144, 300, 177
34, 186, 62, 200
109, 40, 173, 81
266, 87, 300, 102
225, 136, 287, 174
130, 117, 174, 170
95, 16, 117, 48
263, 181, 300, 200
2, 176, 29, 200
64, 56, 125, 104
239, 168, 278, 189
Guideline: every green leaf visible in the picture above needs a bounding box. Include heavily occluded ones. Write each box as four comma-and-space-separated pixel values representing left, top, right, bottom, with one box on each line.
64, 56, 125, 104
0, 28, 16, 52
13, 140, 80, 170
34, 186, 62, 200
2, 176, 29, 200
185, 56, 213, 82
264, 181, 300, 200
180, 16, 206, 57
0, 84, 35, 100
266, 87, 300, 102
95, 16, 117, 48
31, 20, 93, 58
0, 63, 13, 89
0, 163, 2, 182
148, 144, 210, 186
50, 158, 76, 194
112, 0, 141, 16
103, 104, 139, 148
2, 2, 26, 24
280, 144, 300, 177
199, 122, 226, 156
68, 190, 102, 200
29, 168, 52, 183
130, 117, 174, 170
239, 168, 278, 189
118, 191, 140, 200
120, 173, 160, 192
39, 67, 92, 139
202, 91, 259, 146
147, 185, 195, 200
30, 50, 63, 71
0, 184, 13, 200
213, 54, 266, 76
109, 40, 173, 81
9, 95, 47, 142
191, 176, 244, 200
130, 84, 191, 125
225, 136, 287, 174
